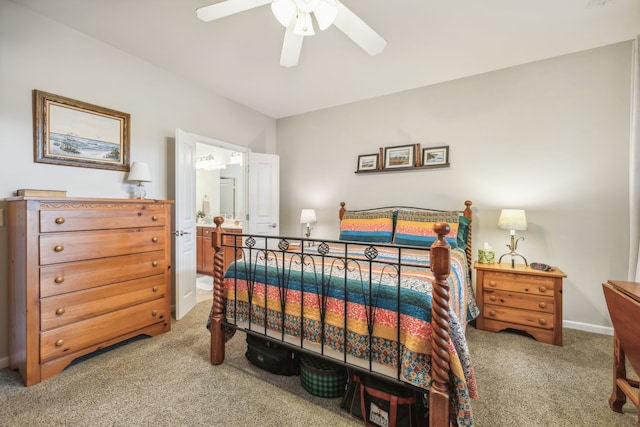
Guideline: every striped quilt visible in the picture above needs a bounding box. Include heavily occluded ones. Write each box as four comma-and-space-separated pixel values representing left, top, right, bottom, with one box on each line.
220, 242, 478, 425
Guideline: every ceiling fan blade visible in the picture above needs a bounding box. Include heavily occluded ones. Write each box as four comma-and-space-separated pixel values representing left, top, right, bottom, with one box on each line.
333, 0, 386, 56
196, 0, 271, 22
280, 23, 304, 67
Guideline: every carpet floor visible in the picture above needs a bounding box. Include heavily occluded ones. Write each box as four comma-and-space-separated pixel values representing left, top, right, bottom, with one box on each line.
0, 295, 637, 426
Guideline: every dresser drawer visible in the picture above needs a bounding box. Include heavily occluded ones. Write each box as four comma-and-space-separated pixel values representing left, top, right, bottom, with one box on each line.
40, 204, 167, 232
41, 276, 168, 330
40, 228, 166, 265
483, 289, 554, 314
483, 304, 554, 329
40, 299, 169, 363
40, 251, 168, 297
484, 272, 555, 296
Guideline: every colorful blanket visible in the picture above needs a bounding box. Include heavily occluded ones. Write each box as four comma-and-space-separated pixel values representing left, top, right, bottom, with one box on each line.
220, 242, 478, 425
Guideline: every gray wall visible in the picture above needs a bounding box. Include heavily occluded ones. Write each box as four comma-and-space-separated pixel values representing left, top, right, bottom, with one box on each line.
276, 41, 633, 333
0, 1, 276, 365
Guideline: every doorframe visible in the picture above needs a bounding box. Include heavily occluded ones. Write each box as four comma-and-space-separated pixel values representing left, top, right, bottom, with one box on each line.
191, 132, 251, 154
172, 131, 251, 320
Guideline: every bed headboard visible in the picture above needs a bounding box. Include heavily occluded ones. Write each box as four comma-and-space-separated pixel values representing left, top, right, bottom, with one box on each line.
338, 200, 473, 277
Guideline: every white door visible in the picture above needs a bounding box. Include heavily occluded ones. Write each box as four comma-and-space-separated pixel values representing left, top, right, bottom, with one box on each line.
248, 152, 280, 236
174, 128, 197, 320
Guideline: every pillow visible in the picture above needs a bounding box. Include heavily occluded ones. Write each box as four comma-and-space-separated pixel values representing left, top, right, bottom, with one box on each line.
457, 215, 471, 250
393, 209, 461, 248
339, 209, 394, 243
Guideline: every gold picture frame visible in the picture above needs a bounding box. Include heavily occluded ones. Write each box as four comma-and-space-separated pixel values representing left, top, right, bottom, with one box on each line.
33, 90, 130, 171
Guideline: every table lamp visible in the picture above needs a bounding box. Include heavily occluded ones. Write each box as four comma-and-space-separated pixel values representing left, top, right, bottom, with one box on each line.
497, 208, 528, 267
300, 208, 317, 239
127, 162, 151, 199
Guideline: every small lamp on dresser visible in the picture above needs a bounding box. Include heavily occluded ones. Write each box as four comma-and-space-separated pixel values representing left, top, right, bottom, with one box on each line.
127, 162, 152, 199
497, 208, 528, 267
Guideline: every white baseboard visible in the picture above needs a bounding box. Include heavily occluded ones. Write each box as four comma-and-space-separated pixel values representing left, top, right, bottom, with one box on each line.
563, 320, 613, 336
0, 356, 8, 369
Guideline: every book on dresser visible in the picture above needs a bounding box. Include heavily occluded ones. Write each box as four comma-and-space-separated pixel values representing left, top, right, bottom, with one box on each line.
7, 197, 174, 386
15, 189, 67, 197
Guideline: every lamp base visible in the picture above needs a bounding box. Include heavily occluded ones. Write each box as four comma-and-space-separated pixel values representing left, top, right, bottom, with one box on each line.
498, 234, 527, 268
498, 252, 528, 268
133, 183, 146, 200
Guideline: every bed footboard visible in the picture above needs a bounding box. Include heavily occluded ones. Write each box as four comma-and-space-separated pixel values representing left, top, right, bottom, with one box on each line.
209, 218, 458, 427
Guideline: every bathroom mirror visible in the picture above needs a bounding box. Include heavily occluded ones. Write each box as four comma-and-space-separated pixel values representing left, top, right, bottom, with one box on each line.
195, 143, 245, 224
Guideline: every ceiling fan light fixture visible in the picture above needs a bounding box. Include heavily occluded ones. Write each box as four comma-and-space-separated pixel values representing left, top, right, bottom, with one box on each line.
313, 0, 338, 30
271, 0, 296, 27
293, 11, 315, 36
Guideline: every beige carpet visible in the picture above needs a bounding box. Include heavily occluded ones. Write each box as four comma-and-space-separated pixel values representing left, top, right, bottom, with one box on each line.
0, 295, 638, 426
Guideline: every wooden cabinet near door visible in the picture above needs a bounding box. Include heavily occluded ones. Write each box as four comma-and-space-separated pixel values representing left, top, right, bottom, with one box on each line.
7, 197, 173, 386
475, 262, 566, 346
197, 226, 242, 275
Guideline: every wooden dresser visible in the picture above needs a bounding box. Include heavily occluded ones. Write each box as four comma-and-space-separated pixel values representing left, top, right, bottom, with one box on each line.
475, 262, 566, 346
197, 225, 242, 275
7, 197, 173, 386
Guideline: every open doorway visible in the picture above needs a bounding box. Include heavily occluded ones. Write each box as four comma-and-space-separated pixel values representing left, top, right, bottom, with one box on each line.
172, 129, 279, 319
195, 142, 246, 226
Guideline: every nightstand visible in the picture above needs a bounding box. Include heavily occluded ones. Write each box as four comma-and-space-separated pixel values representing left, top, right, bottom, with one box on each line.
475, 262, 567, 346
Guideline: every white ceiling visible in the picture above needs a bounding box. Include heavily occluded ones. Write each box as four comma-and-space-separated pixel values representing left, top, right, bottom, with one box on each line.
10, 0, 640, 119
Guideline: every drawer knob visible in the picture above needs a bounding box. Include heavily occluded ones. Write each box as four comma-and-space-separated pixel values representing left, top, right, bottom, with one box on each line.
489, 281, 497, 287
55, 308, 65, 316
152, 237, 158, 243
152, 261, 158, 267
489, 295, 497, 301
152, 309, 158, 317
489, 310, 496, 317
55, 217, 65, 224
54, 244, 64, 252
152, 286, 159, 292
55, 339, 64, 347
54, 276, 65, 284
152, 215, 158, 221
539, 286, 547, 293
539, 302, 547, 309
539, 319, 547, 326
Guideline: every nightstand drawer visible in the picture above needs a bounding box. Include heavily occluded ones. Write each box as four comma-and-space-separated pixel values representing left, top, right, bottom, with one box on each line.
484, 271, 555, 295
483, 304, 554, 329
483, 289, 554, 313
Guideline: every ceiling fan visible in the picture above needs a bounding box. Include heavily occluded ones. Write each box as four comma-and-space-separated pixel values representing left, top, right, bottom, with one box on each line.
196, 0, 387, 67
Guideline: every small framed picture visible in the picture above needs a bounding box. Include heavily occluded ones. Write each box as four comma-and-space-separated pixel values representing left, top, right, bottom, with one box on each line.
384, 144, 415, 169
357, 153, 379, 172
422, 145, 449, 167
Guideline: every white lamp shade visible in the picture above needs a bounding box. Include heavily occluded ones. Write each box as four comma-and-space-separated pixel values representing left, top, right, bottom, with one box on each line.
314, 0, 338, 30
127, 162, 152, 182
300, 209, 317, 224
272, 0, 337, 32
271, 0, 296, 27
497, 209, 527, 231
